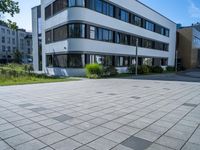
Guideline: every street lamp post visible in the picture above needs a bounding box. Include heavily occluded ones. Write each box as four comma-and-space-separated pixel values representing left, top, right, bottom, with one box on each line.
135, 38, 139, 76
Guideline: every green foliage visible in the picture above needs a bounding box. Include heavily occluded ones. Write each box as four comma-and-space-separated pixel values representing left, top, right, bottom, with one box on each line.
0, 0, 20, 29
128, 65, 135, 74
85, 64, 103, 79
138, 65, 150, 74
166, 66, 175, 72
0, 63, 77, 86
13, 49, 22, 63
102, 66, 118, 77
152, 66, 164, 73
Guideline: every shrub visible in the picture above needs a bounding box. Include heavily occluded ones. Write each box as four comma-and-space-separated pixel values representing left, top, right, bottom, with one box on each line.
166, 66, 175, 72
152, 66, 164, 73
85, 64, 103, 79
128, 65, 135, 74
138, 65, 150, 74
102, 66, 118, 77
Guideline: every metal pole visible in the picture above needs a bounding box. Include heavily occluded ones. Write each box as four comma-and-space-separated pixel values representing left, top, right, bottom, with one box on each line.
135, 38, 139, 76
175, 50, 178, 72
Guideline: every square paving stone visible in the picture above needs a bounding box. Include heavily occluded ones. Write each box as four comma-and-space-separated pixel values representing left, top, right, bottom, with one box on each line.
104, 131, 130, 143
0, 140, 11, 150
156, 136, 185, 150
39, 132, 66, 145
58, 126, 84, 137
28, 127, 54, 138
182, 142, 200, 150
88, 137, 117, 150
72, 131, 99, 144
182, 103, 198, 107
76, 145, 94, 150
0, 128, 24, 139
121, 136, 152, 150
19, 103, 34, 108
30, 107, 47, 112
135, 130, 161, 142
15, 139, 46, 150
51, 138, 82, 150
53, 114, 73, 122
5, 133, 34, 147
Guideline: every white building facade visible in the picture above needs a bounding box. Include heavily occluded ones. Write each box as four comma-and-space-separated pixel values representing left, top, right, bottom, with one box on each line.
35, 0, 176, 76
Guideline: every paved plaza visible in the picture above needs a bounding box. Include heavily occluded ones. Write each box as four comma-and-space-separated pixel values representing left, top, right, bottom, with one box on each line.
0, 78, 200, 150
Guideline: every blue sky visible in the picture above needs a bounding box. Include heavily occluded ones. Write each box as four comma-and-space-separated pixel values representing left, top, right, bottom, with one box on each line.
4, 0, 200, 31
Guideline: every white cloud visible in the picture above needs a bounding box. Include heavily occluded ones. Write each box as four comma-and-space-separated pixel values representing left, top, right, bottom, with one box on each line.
188, 0, 200, 18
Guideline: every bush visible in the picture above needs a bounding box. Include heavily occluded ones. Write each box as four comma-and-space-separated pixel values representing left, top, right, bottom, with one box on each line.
85, 64, 103, 79
152, 66, 164, 73
128, 65, 135, 74
102, 66, 118, 77
166, 66, 175, 72
138, 65, 150, 74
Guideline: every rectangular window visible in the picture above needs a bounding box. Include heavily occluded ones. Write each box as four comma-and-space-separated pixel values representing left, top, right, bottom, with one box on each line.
68, 54, 83, 68
45, 30, 52, 44
45, 4, 52, 19
7, 29, 10, 35
68, 24, 85, 38
108, 5, 114, 17
68, 0, 75, 7
143, 39, 153, 48
76, 0, 85, 6
53, 25, 67, 42
96, 0, 102, 13
120, 9, 129, 22
7, 46, 11, 52
146, 21, 155, 31
102, 2, 107, 15
133, 16, 142, 27
2, 46, 5, 51
53, 54, 68, 67
7, 37, 10, 44
2, 37, 5, 43
102, 29, 109, 41
108, 30, 113, 42
97, 28, 103, 40
46, 55, 53, 67
165, 29, 169, 37
1, 28, 5, 34
53, 0, 67, 15
90, 26, 96, 39
12, 38, 15, 44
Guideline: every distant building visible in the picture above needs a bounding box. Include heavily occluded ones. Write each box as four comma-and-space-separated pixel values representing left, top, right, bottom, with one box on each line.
0, 22, 33, 63
177, 26, 200, 69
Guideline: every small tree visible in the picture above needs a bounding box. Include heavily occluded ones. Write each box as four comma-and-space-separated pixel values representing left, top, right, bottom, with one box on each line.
13, 49, 22, 63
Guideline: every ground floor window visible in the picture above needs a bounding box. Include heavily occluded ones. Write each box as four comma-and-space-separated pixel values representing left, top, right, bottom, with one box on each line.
46, 53, 168, 68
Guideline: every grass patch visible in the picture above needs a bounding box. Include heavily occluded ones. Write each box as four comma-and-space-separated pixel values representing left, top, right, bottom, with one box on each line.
0, 63, 79, 86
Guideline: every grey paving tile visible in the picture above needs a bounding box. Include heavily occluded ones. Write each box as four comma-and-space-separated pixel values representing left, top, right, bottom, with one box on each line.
28, 127, 54, 138
30, 107, 47, 112
75, 122, 97, 130
53, 114, 73, 122
38, 119, 59, 126
12, 119, 33, 127
165, 129, 192, 141
0, 140, 11, 150
111, 144, 133, 150
72, 131, 99, 144
5, 133, 34, 147
189, 134, 200, 145
51, 138, 82, 150
0, 123, 15, 132
19, 103, 34, 107
121, 136, 152, 150
88, 137, 117, 150
117, 125, 141, 135
146, 143, 174, 150
183, 103, 198, 107
19, 123, 43, 132
0, 128, 24, 139
47, 122, 69, 131
182, 142, 200, 150
135, 130, 161, 142
15, 139, 46, 150
145, 124, 169, 135
101, 121, 123, 130
76, 145, 94, 150
39, 132, 66, 145
40, 147, 54, 150
156, 136, 185, 150
88, 126, 112, 136
104, 131, 130, 143
58, 127, 84, 137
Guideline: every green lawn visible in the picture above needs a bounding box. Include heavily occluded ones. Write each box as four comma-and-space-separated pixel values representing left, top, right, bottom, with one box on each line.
0, 76, 78, 86
0, 63, 79, 86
